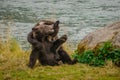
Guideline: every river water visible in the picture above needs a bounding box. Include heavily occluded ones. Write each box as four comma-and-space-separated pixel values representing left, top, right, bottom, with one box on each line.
0, 0, 120, 49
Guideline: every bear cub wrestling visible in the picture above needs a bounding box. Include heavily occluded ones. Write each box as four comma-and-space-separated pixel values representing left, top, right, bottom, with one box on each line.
27, 20, 76, 68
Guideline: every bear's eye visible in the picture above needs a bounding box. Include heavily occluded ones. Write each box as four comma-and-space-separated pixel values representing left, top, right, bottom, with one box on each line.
44, 25, 48, 28
44, 22, 53, 25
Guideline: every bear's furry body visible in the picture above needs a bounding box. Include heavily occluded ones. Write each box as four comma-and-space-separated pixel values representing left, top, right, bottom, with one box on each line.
27, 20, 76, 68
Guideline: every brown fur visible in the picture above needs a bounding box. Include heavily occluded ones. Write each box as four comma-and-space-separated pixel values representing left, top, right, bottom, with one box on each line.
27, 20, 76, 68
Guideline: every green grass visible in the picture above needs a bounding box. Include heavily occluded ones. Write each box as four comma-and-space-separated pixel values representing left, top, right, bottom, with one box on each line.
0, 40, 120, 80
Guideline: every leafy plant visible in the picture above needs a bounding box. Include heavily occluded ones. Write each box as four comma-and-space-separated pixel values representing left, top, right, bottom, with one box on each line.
109, 49, 120, 66
72, 42, 120, 66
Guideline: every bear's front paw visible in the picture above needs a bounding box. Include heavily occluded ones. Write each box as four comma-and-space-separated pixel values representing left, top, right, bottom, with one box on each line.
59, 34, 67, 42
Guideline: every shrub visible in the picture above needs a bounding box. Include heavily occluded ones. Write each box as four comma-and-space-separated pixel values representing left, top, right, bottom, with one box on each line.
72, 42, 120, 66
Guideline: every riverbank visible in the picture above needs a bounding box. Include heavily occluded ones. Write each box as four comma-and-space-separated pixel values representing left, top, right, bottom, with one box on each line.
0, 39, 119, 80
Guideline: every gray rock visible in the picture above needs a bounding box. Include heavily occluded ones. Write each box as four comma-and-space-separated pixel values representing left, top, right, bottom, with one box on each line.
78, 21, 120, 53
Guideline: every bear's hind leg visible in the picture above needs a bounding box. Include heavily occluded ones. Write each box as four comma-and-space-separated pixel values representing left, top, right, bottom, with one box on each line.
28, 50, 39, 68
58, 48, 76, 64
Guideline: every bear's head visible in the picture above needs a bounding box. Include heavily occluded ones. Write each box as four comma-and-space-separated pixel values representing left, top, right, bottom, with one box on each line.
32, 20, 60, 41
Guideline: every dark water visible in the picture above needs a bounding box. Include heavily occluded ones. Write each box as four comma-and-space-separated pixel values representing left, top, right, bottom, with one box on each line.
0, 0, 120, 49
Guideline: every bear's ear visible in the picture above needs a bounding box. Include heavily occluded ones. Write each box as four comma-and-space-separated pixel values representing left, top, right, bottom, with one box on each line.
54, 20, 60, 28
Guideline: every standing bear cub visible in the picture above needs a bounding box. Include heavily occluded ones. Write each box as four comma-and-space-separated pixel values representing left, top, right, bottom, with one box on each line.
27, 20, 76, 68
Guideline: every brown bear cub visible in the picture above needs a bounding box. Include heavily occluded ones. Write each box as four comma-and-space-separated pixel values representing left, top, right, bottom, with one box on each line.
27, 20, 76, 68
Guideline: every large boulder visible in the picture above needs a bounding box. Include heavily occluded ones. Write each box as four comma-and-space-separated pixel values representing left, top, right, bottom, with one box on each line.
78, 21, 120, 53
